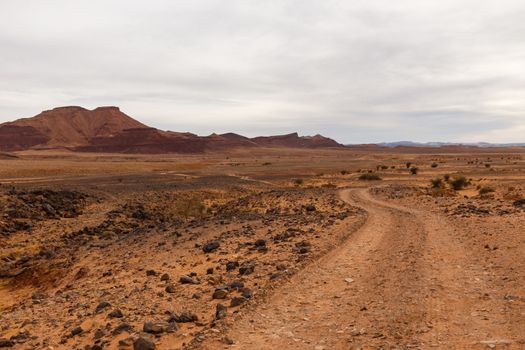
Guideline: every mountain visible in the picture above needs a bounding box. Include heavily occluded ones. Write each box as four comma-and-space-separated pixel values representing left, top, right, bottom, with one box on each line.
0, 106, 147, 151
372, 141, 525, 148
252, 133, 341, 148
0, 106, 343, 153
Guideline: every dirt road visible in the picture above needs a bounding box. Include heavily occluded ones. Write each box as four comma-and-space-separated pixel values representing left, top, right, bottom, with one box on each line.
201, 188, 520, 349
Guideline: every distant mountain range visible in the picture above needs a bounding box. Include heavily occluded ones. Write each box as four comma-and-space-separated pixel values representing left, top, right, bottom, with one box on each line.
0, 106, 343, 153
351, 141, 525, 148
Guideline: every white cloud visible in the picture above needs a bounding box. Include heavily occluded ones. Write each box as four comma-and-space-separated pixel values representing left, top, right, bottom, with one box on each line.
1, 0, 524, 143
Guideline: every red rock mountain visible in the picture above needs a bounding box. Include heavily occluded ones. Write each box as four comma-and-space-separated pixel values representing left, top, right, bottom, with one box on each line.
0, 106, 343, 153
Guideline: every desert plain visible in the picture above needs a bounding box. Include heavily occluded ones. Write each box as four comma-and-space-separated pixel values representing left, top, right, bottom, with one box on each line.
0, 146, 524, 350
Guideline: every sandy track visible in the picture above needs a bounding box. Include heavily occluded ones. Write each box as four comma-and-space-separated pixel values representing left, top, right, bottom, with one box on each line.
201, 188, 519, 349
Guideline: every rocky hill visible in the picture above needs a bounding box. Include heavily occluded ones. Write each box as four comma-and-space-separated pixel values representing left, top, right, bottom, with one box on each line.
0, 107, 343, 153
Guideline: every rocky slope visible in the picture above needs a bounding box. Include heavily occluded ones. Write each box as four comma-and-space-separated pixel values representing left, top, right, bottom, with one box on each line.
0, 107, 343, 153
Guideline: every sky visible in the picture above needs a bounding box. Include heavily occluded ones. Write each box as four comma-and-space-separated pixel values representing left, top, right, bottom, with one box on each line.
1, 0, 524, 144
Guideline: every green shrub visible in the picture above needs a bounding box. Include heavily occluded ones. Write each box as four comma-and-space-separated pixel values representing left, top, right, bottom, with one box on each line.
409, 167, 419, 175
430, 178, 443, 188
444, 174, 450, 182
294, 178, 304, 186
450, 176, 469, 190
479, 187, 495, 195
358, 173, 382, 181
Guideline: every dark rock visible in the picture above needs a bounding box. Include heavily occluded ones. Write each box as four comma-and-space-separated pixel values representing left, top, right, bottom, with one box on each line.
31, 292, 47, 300
239, 263, 255, 275
254, 239, 266, 247
513, 198, 525, 207
112, 323, 133, 335
227, 280, 244, 290
108, 309, 124, 318
295, 240, 311, 254
305, 204, 316, 212
71, 326, 83, 336
160, 273, 170, 281
146, 269, 158, 276
43, 203, 56, 216
230, 296, 247, 307
143, 321, 169, 334
223, 337, 234, 345
212, 289, 228, 299
241, 288, 253, 299
202, 240, 220, 253
206, 267, 214, 274
95, 301, 111, 314
226, 261, 238, 271
131, 206, 149, 220
215, 304, 227, 320
168, 311, 198, 323
276, 263, 287, 271
94, 329, 105, 339
0, 339, 14, 347
133, 336, 155, 350
165, 284, 176, 293
179, 275, 198, 284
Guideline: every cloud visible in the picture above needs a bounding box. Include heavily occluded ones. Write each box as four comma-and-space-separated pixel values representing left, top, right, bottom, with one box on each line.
1, 0, 524, 143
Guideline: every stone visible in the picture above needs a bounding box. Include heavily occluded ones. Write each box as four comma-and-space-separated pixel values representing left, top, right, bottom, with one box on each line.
112, 323, 133, 335
295, 240, 311, 254
108, 309, 124, 318
95, 301, 111, 313
215, 304, 227, 320
169, 311, 198, 323
305, 204, 316, 212
230, 296, 247, 307
254, 239, 266, 247
160, 273, 170, 281
227, 280, 244, 290
223, 336, 234, 345
241, 288, 253, 299
133, 336, 155, 350
239, 264, 255, 275
202, 240, 220, 253
71, 326, 83, 336
212, 289, 228, 299
165, 284, 176, 293
179, 275, 197, 284
94, 329, 105, 339
143, 321, 169, 334
0, 339, 14, 347
226, 261, 238, 271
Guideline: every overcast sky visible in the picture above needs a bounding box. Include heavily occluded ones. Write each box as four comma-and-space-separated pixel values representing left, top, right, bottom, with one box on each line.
1, 1, 524, 143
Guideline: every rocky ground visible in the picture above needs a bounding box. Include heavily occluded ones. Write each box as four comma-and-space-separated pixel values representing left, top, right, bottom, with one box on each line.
0, 176, 364, 349
0, 149, 524, 349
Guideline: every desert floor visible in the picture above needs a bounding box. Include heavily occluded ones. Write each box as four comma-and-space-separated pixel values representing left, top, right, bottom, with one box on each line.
0, 147, 524, 349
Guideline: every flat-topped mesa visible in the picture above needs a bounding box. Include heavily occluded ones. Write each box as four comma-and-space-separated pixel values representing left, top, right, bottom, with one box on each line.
0, 106, 148, 150
93, 106, 121, 113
